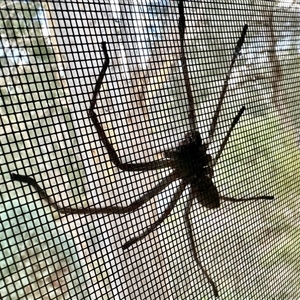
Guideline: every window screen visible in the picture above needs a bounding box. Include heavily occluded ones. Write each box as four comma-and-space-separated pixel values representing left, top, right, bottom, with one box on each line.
1, 1, 299, 299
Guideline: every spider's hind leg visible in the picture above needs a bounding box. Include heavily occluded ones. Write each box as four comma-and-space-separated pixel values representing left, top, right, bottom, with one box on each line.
221, 195, 274, 202
184, 195, 219, 297
122, 179, 187, 249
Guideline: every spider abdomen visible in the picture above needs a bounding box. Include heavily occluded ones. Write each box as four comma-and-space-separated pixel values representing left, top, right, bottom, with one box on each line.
191, 176, 220, 209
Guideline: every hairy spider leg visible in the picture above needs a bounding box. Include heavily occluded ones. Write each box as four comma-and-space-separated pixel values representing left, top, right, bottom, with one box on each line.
89, 42, 173, 172
184, 196, 219, 298
10, 171, 182, 215
122, 178, 188, 249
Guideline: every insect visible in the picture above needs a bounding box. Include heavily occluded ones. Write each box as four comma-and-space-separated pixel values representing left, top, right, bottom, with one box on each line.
11, 1, 274, 297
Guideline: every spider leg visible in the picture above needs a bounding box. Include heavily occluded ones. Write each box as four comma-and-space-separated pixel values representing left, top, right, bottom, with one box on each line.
184, 197, 219, 298
178, 0, 196, 133
90, 42, 109, 113
221, 195, 274, 202
11, 171, 179, 215
89, 42, 173, 172
122, 179, 188, 249
11, 173, 70, 213
207, 24, 248, 146
212, 106, 245, 166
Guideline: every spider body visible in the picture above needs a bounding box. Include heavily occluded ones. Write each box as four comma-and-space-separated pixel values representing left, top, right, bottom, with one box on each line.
164, 131, 219, 209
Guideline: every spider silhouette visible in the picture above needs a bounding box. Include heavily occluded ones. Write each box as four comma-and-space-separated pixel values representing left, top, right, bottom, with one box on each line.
11, 1, 273, 297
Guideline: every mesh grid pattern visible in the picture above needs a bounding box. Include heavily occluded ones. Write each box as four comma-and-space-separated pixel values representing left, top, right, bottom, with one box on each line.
1, 1, 300, 299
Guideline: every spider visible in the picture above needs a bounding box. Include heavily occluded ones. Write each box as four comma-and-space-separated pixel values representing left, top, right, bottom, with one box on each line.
11, 1, 273, 297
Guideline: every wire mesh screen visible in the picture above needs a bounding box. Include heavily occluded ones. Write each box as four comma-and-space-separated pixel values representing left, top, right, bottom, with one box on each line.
1, 0, 300, 299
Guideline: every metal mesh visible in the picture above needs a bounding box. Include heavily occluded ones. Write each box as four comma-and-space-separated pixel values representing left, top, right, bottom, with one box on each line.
1, 0, 300, 299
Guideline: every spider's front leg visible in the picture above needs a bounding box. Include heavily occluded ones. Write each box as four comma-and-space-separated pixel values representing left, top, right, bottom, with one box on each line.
88, 42, 172, 172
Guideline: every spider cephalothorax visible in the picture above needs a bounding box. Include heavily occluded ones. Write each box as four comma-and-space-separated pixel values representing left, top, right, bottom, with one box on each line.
165, 132, 208, 174
11, 1, 273, 297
